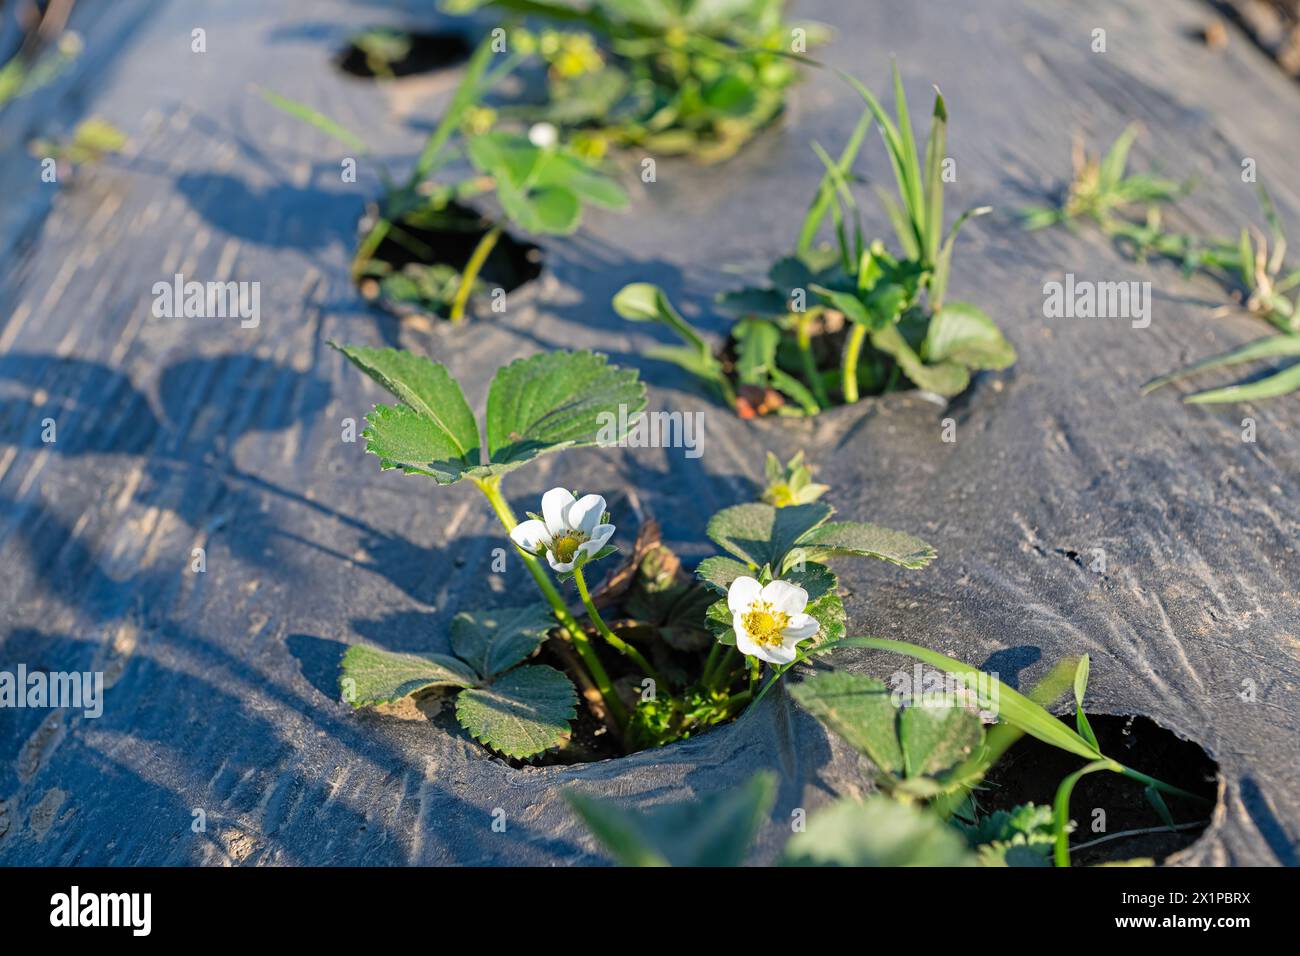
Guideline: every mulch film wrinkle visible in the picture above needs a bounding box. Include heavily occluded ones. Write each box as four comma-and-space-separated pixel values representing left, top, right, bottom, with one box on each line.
0, 0, 1295, 866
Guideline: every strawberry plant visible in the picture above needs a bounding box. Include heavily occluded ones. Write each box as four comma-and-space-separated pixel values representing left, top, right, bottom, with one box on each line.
329, 342, 933, 762
262, 34, 626, 322
441, 0, 827, 163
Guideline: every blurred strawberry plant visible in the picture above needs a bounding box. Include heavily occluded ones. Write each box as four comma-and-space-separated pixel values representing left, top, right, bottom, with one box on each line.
442, 0, 827, 163
1025, 125, 1300, 403
613, 67, 1015, 417
261, 34, 626, 322
29, 117, 127, 178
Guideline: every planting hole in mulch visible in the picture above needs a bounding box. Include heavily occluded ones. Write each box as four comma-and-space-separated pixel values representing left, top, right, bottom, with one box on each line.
358, 201, 543, 319
336, 28, 473, 79
980, 714, 1220, 865
721, 311, 913, 417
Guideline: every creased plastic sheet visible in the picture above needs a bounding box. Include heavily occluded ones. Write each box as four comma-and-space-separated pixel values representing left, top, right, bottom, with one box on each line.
0, 0, 1296, 865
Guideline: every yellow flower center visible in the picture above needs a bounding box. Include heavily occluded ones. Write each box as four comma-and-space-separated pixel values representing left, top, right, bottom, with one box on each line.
550, 531, 589, 564
742, 601, 790, 647
766, 483, 795, 507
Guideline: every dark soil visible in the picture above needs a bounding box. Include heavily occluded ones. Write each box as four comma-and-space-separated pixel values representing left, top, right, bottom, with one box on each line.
980, 714, 1220, 865
529, 638, 626, 766
361, 200, 543, 317
336, 30, 473, 79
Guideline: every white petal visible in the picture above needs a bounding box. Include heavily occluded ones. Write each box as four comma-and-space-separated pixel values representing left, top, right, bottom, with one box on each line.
579, 525, 616, 562
732, 620, 769, 662
762, 579, 808, 616
727, 576, 762, 614
546, 552, 577, 574
567, 494, 607, 536
541, 488, 575, 536
528, 122, 558, 148
509, 519, 551, 554
736, 633, 782, 665
764, 640, 799, 666
781, 613, 820, 641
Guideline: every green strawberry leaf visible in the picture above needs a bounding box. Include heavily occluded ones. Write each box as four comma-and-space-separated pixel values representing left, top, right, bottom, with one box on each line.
899, 704, 984, 779
484, 350, 647, 478
871, 323, 970, 397
706, 502, 832, 570
790, 673, 904, 775
333, 344, 481, 483
705, 597, 735, 645
566, 771, 776, 866
805, 591, 846, 645
793, 520, 936, 570
781, 561, 839, 603
360, 404, 481, 483
339, 644, 479, 708
451, 604, 555, 679
455, 664, 578, 759
922, 302, 1016, 370
783, 796, 977, 866
695, 555, 753, 594
468, 132, 625, 236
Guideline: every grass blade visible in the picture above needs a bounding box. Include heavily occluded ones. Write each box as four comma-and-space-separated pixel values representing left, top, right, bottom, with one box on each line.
1144, 785, 1177, 830
1073, 654, 1099, 751
1053, 760, 1112, 866
798, 636, 1101, 761
930, 205, 990, 309
1141, 333, 1300, 394
835, 69, 919, 252
797, 108, 873, 257
1099, 124, 1138, 190
412, 34, 501, 183
922, 87, 947, 266
1185, 361, 1300, 403
890, 62, 924, 247
256, 87, 368, 153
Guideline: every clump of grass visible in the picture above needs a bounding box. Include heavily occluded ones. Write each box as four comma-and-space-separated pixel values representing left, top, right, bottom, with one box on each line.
1025, 125, 1300, 403
29, 117, 128, 174
614, 65, 1016, 417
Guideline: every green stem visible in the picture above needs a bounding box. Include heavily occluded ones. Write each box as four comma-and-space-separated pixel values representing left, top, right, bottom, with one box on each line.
1069, 820, 1208, 854
352, 217, 391, 283
841, 322, 868, 404
473, 477, 627, 727
1053, 759, 1114, 867
572, 564, 666, 688
450, 225, 501, 324
704, 645, 741, 693
701, 643, 726, 687
797, 310, 830, 408
722, 689, 752, 718
1112, 762, 1210, 805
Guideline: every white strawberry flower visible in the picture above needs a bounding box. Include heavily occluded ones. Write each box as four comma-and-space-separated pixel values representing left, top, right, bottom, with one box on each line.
727, 576, 819, 665
528, 121, 559, 149
510, 487, 615, 573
